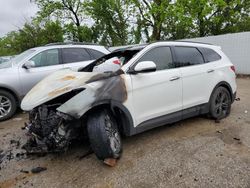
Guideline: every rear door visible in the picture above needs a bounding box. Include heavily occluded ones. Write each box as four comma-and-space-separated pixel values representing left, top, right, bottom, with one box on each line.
61, 48, 93, 71
174, 46, 218, 111
19, 48, 64, 96
129, 46, 182, 126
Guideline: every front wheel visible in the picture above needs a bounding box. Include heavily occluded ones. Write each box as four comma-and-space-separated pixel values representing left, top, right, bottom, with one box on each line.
0, 90, 17, 121
87, 109, 122, 161
209, 87, 231, 120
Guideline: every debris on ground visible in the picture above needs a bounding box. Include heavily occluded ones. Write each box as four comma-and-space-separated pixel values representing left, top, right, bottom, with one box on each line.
103, 158, 117, 167
216, 130, 223, 134
20, 169, 29, 174
6, 150, 14, 160
10, 139, 20, 148
235, 98, 241, 101
0, 151, 4, 164
233, 137, 241, 141
244, 110, 248, 114
31, 167, 47, 174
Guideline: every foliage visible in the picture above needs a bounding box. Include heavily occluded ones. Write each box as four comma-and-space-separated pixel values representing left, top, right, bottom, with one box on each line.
0, 21, 63, 56
1, 0, 250, 55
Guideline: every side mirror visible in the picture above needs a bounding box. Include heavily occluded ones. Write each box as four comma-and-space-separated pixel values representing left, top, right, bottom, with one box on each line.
131, 61, 157, 74
23, 61, 35, 69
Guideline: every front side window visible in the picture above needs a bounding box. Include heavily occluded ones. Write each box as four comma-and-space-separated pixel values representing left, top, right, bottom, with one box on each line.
175, 47, 204, 67
62, 48, 91, 64
30, 49, 59, 67
138, 47, 174, 70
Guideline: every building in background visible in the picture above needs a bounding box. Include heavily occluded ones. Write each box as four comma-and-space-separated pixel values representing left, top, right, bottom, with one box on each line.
184, 32, 250, 75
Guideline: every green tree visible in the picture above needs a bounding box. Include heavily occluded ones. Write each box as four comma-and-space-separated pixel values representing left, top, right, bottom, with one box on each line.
34, 0, 87, 42
0, 20, 63, 56
131, 0, 172, 42
176, 0, 250, 37
84, 0, 131, 46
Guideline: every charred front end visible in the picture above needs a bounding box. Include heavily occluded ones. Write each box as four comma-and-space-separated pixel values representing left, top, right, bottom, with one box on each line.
23, 104, 82, 154
21, 69, 127, 154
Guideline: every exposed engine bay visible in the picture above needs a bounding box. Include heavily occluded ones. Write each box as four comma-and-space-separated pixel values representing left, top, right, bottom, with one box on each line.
23, 104, 82, 154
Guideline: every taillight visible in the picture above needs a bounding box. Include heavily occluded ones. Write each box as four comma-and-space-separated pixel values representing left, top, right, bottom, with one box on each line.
230, 66, 236, 73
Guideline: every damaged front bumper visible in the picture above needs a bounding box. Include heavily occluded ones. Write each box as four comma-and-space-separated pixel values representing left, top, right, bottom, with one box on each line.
23, 104, 82, 154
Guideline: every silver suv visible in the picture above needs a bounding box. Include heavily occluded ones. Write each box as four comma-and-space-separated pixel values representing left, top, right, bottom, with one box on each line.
0, 43, 109, 121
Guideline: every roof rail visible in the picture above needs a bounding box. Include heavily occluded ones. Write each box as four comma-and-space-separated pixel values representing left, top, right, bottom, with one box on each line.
45, 42, 100, 46
175, 40, 214, 45
153, 40, 214, 46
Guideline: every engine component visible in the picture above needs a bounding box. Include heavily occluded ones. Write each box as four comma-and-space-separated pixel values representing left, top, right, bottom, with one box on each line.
23, 105, 80, 154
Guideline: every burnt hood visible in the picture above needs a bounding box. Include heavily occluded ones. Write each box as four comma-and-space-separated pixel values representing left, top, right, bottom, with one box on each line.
21, 69, 102, 111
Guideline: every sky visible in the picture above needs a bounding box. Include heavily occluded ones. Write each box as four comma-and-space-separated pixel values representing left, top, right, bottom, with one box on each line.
0, 0, 38, 37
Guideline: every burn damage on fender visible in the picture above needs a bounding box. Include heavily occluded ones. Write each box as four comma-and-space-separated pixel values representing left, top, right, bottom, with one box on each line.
22, 69, 128, 154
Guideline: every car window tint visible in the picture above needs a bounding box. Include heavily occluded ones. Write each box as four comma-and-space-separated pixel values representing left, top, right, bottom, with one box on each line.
175, 47, 204, 67
88, 49, 105, 59
199, 47, 221, 62
62, 48, 91, 64
30, 49, 59, 67
138, 47, 174, 70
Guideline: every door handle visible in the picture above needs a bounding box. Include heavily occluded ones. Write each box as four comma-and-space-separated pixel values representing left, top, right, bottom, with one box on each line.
207, 69, 215, 73
170, 76, 180, 81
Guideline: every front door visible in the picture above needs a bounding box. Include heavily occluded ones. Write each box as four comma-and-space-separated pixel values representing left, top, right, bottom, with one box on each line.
130, 46, 182, 127
19, 48, 64, 96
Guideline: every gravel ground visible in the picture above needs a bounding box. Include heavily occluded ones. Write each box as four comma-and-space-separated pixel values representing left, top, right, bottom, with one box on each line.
0, 78, 249, 188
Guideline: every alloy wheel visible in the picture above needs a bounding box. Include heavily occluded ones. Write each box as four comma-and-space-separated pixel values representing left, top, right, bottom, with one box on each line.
105, 115, 121, 157
214, 91, 230, 118
0, 96, 12, 118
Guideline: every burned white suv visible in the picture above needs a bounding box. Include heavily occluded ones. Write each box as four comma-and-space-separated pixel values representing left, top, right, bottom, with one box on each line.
21, 42, 237, 165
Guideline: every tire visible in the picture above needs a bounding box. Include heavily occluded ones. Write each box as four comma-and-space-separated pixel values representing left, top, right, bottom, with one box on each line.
209, 86, 231, 120
0, 90, 17, 121
87, 109, 122, 160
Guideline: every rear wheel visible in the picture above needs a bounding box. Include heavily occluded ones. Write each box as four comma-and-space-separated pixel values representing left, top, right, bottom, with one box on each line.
0, 90, 17, 121
209, 87, 231, 120
87, 109, 122, 160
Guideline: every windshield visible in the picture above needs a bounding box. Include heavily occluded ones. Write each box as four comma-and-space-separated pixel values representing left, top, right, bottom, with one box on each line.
12, 49, 36, 65
80, 49, 141, 73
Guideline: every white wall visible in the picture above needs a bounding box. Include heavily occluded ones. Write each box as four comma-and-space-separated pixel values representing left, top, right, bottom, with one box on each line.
183, 32, 250, 75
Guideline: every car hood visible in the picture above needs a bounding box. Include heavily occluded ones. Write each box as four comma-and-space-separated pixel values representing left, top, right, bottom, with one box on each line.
21, 69, 105, 111
0, 61, 13, 69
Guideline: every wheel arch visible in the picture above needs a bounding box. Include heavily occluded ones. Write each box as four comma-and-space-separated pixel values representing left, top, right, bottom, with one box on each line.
210, 81, 234, 102
0, 86, 21, 106
83, 100, 135, 137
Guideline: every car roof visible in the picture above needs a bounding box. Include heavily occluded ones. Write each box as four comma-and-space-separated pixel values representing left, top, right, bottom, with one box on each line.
110, 41, 220, 53
30, 43, 108, 52
149, 41, 221, 49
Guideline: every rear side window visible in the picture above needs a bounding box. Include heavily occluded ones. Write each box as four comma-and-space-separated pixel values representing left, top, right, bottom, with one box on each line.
174, 47, 204, 67
62, 48, 91, 64
138, 47, 174, 70
88, 49, 105, 59
199, 48, 221, 62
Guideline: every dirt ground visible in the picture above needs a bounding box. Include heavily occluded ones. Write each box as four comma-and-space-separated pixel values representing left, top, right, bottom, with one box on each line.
0, 78, 250, 188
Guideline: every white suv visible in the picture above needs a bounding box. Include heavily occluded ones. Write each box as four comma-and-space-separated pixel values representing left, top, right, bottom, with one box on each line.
21, 41, 237, 164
